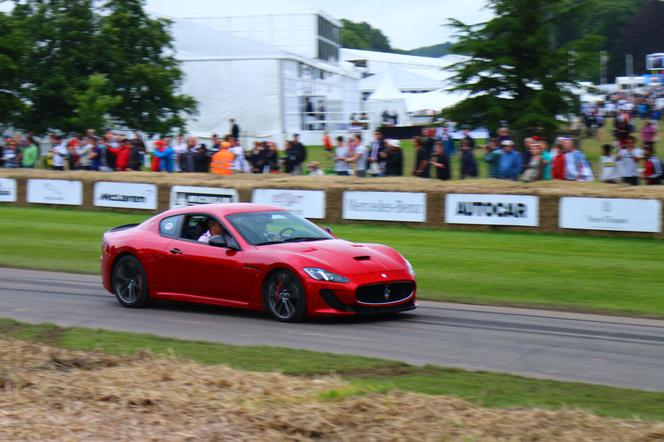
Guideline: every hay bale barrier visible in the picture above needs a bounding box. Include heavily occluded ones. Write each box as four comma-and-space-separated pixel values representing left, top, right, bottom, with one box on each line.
1, 169, 663, 238
1, 338, 664, 441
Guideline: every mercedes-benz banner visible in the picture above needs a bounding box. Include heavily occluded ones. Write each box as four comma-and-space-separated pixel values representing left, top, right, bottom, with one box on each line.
343, 191, 427, 222
559, 197, 662, 233
170, 186, 238, 209
94, 182, 157, 210
252, 189, 326, 219
445, 194, 540, 227
27, 179, 83, 206
0, 178, 17, 202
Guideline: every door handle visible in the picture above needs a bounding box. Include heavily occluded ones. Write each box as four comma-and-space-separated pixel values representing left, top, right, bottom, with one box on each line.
169, 248, 183, 255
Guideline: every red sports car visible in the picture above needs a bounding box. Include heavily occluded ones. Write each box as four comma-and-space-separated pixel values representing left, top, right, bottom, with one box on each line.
101, 204, 416, 322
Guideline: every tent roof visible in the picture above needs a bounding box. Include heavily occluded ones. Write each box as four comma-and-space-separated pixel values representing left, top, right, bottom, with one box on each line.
360, 68, 444, 92
170, 16, 291, 61
404, 89, 467, 112
368, 69, 405, 101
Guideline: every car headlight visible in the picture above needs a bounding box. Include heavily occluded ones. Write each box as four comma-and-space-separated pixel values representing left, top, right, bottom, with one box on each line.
303, 267, 349, 283
404, 258, 416, 277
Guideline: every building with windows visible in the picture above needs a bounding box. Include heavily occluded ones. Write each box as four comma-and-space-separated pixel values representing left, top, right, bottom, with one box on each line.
165, 10, 360, 143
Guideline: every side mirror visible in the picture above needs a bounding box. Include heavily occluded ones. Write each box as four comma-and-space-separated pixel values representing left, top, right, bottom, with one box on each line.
209, 235, 238, 250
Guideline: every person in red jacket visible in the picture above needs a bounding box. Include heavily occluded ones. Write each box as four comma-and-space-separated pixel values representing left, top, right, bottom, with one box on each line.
643, 146, 662, 185
151, 140, 163, 171
551, 139, 566, 180
108, 136, 131, 171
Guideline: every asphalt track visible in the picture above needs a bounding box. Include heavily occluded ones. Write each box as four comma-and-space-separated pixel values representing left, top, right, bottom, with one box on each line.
1, 267, 664, 391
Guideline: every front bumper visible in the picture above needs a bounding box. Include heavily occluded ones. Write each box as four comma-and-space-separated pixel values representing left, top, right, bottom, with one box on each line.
303, 269, 416, 317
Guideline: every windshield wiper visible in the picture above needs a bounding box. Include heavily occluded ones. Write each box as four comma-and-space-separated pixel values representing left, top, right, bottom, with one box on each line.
254, 240, 284, 246
282, 237, 331, 243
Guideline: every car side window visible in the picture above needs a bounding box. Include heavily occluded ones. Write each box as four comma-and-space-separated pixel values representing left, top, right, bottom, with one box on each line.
181, 215, 211, 241
159, 215, 181, 238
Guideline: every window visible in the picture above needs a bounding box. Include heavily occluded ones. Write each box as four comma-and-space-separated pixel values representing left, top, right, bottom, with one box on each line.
159, 216, 181, 238
178, 214, 239, 248
226, 211, 331, 246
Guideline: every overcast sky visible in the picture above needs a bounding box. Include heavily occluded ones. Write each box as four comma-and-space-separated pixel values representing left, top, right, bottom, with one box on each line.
147, 0, 493, 50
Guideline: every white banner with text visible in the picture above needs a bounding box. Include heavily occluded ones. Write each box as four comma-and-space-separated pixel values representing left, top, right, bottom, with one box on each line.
170, 186, 238, 209
252, 189, 326, 219
445, 194, 539, 227
559, 197, 661, 233
343, 191, 427, 222
94, 182, 157, 210
0, 178, 17, 202
27, 179, 82, 206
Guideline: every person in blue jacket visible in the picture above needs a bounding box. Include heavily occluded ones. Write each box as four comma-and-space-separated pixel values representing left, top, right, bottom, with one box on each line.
498, 140, 523, 180
153, 140, 175, 172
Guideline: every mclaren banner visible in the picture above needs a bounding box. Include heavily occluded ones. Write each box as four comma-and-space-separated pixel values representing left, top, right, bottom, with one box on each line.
170, 186, 238, 209
94, 182, 157, 210
445, 194, 540, 227
343, 191, 427, 222
559, 197, 662, 233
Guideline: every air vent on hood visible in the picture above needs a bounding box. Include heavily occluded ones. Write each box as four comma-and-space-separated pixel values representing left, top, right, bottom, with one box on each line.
353, 256, 371, 261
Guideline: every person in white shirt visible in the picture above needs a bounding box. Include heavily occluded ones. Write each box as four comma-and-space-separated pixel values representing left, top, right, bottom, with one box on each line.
229, 138, 249, 173
307, 161, 325, 176
198, 218, 233, 246
173, 135, 188, 172
616, 136, 643, 186
49, 135, 68, 170
334, 136, 350, 176
598, 144, 619, 183
348, 134, 368, 177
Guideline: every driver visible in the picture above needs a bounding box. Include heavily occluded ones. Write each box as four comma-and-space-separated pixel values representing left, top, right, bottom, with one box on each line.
198, 218, 230, 243
245, 213, 277, 243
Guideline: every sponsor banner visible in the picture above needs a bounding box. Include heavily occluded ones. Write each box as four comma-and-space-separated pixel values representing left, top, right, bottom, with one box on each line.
94, 182, 157, 210
445, 194, 539, 227
27, 179, 83, 206
170, 186, 238, 209
343, 191, 427, 222
252, 189, 326, 219
559, 197, 662, 233
0, 178, 17, 202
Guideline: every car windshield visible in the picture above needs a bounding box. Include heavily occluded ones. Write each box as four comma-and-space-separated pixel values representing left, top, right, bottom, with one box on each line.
226, 211, 333, 246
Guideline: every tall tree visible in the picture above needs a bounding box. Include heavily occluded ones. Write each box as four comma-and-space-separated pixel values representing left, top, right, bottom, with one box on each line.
12, 0, 101, 133
70, 74, 122, 133
443, 0, 600, 139
613, 0, 664, 77
0, 9, 25, 125
98, 0, 196, 134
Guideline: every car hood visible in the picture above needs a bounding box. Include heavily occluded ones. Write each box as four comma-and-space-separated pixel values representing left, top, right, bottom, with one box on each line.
268, 239, 405, 276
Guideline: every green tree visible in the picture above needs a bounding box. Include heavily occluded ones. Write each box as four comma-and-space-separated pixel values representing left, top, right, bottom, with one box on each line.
70, 74, 122, 133
12, 0, 101, 133
0, 9, 25, 125
443, 0, 600, 139
98, 0, 196, 134
340, 19, 392, 52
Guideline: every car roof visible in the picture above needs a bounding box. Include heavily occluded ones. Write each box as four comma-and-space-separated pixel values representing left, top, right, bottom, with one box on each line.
162, 203, 286, 218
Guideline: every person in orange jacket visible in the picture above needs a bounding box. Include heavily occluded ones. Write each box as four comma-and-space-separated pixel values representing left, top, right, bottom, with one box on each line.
210, 141, 234, 175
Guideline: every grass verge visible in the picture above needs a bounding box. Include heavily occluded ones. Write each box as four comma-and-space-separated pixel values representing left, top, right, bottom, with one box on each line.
1, 205, 663, 317
1, 317, 663, 421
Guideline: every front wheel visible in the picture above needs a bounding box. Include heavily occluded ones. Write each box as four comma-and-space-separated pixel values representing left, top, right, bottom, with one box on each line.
112, 255, 152, 308
263, 270, 307, 322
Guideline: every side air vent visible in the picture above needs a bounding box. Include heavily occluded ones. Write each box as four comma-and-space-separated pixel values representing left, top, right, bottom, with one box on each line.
353, 256, 371, 261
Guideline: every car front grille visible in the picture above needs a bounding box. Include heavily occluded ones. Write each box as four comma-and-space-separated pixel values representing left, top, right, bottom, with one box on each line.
356, 282, 414, 304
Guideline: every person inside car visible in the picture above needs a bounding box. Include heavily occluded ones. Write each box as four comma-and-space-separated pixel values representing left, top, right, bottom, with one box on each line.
198, 218, 235, 247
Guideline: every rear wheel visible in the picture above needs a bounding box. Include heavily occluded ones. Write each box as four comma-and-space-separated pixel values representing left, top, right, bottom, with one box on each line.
263, 270, 307, 322
112, 255, 152, 308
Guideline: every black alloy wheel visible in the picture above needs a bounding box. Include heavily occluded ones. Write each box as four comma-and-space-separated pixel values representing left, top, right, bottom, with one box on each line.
112, 255, 152, 308
264, 270, 307, 322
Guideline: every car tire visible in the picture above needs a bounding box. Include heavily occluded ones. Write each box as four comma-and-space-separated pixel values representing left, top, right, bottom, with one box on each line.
112, 255, 152, 308
263, 270, 307, 322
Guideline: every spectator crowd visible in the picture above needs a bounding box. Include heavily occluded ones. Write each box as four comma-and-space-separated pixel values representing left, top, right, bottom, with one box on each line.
1, 92, 661, 185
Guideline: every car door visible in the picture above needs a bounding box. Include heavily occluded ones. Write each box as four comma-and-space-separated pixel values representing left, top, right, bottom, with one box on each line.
166, 214, 250, 304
